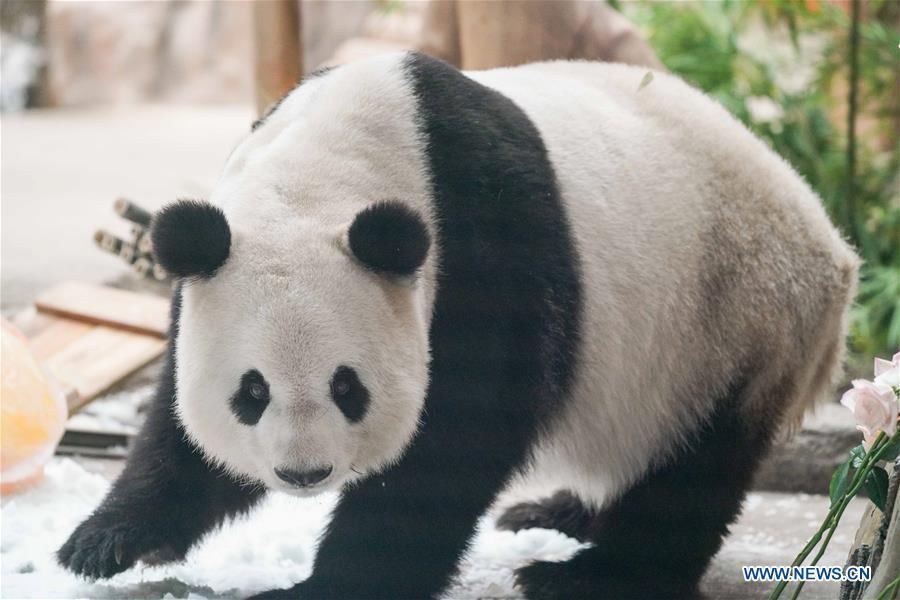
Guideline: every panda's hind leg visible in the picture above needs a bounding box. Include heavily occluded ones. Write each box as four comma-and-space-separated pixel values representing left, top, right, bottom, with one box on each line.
514, 377, 784, 600
497, 490, 596, 543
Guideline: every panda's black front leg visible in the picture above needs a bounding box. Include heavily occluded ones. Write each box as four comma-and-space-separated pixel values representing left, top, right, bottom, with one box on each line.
58, 291, 265, 579
257, 384, 537, 600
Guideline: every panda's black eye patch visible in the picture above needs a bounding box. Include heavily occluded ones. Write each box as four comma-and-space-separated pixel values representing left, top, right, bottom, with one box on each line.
330, 366, 369, 423
230, 369, 270, 426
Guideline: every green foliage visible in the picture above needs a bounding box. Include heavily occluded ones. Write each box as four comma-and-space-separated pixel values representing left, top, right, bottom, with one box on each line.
622, 0, 900, 375
850, 443, 866, 467
881, 432, 900, 462
864, 465, 889, 511
828, 458, 850, 506
830, 442, 891, 510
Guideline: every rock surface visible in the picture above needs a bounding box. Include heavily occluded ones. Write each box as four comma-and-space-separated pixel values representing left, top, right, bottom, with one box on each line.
756, 403, 861, 494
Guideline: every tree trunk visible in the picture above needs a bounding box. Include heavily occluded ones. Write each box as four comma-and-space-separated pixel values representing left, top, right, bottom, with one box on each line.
449, 0, 662, 71
253, 0, 302, 116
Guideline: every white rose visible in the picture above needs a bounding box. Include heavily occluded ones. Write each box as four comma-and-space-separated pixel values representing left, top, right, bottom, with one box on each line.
874, 351, 899, 390
840, 378, 898, 448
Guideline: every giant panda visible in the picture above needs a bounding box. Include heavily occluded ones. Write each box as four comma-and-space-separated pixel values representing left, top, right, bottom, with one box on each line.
58, 52, 859, 599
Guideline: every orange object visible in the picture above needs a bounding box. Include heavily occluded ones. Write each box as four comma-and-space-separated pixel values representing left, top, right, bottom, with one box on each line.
1, 318, 68, 494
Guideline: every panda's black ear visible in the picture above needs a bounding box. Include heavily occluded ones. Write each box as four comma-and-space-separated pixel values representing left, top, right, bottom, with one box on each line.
151, 200, 231, 279
347, 202, 430, 277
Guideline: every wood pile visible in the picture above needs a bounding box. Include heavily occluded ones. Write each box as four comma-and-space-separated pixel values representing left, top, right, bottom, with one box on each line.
11, 281, 169, 414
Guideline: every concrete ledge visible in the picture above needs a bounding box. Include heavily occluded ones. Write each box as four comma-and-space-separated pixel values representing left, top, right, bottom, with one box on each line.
755, 403, 860, 494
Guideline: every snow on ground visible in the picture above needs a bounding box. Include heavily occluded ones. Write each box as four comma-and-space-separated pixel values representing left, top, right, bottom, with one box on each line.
1, 459, 584, 599
67, 385, 152, 435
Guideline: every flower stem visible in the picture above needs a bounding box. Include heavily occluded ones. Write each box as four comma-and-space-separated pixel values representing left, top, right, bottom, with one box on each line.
873, 573, 900, 600
770, 432, 888, 600
788, 472, 870, 599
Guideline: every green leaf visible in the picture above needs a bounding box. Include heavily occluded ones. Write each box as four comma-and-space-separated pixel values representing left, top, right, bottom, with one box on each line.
830, 460, 851, 506
850, 444, 866, 468
879, 434, 900, 462
865, 467, 890, 512
638, 71, 655, 92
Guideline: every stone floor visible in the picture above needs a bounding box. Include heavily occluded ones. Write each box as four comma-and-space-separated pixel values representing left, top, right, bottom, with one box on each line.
1, 106, 866, 599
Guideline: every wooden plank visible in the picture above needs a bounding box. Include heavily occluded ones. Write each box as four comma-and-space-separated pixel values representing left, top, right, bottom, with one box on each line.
10, 306, 60, 339
253, 0, 303, 116
10, 291, 168, 413
42, 326, 166, 412
34, 281, 169, 338
27, 317, 94, 361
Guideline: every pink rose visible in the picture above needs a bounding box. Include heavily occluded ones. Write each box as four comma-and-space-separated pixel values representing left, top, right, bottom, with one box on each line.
873, 351, 900, 389
840, 379, 898, 447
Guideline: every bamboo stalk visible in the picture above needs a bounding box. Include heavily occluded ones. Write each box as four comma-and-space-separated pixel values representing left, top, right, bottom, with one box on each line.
137, 231, 153, 255
93, 230, 125, 255
133, 257, 153, 279
114, 198, 153, 228
152, 263, 168, 281
119, 243, 138, 265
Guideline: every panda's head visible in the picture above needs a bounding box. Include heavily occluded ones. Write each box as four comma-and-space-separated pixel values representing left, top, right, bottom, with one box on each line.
152, 198, 432, 496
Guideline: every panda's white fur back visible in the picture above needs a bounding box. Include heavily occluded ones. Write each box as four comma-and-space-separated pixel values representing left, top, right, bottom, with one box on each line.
467, 61, 858, 506
190, 52, 856, 504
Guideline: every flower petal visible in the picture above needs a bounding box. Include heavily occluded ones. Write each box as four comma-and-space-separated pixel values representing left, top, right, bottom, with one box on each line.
875, 357, 892, 377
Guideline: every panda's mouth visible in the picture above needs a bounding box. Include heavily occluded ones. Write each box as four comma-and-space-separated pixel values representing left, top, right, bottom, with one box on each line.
268, 465, 344, 497
278, 484, 329, 498
271, 464, 334, 492
273, 478, 334, 496
275, 465, 333, 487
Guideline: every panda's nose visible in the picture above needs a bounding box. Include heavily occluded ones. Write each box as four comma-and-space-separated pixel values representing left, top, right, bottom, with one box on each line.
275, 465, 333, 488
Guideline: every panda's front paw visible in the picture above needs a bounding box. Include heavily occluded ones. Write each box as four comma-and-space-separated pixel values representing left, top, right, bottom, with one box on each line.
516, 556, 696, 600
247, 584, 306, 599
57, 512, 182, 580
515, 560, 574, 600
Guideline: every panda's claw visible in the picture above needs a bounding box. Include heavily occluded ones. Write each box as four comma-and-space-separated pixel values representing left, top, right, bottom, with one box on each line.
57, 512, 172, 580
114, 539, 124, 566
57, 519, 131, 580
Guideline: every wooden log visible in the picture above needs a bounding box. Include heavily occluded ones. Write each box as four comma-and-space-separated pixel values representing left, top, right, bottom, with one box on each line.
456, 0, 575, 70
452, 0, 662, 71
253, 0, 303, 117
419, 0, 460, 66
